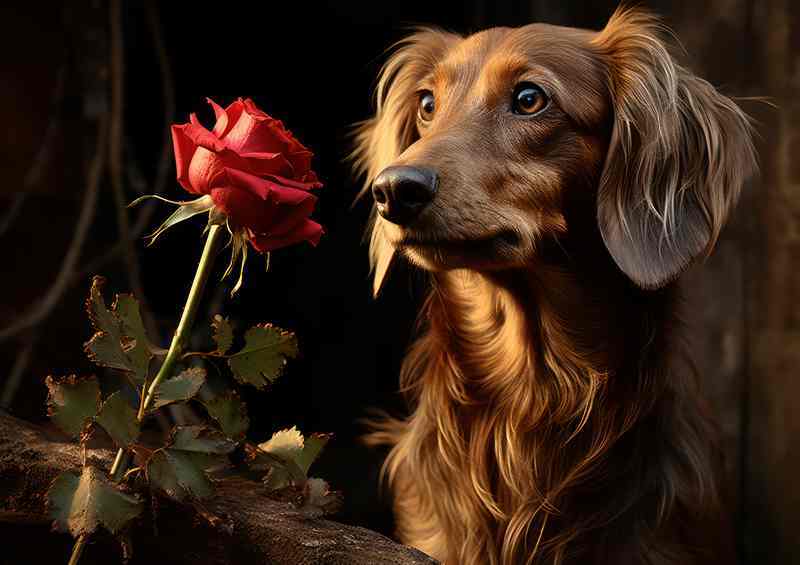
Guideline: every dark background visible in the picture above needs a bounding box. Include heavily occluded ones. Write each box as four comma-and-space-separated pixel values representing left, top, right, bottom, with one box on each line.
2, 1, 798, 563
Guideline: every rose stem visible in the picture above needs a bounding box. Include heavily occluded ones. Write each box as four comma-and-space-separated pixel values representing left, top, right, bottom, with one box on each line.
68, 223, 224, 565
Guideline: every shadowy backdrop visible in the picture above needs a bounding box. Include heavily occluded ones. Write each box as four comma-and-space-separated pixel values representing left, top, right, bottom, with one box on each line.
1, 1, 797, 564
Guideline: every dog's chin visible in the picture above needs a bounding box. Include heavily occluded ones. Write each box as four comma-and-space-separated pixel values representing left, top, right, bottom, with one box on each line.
394, 230, 526, 271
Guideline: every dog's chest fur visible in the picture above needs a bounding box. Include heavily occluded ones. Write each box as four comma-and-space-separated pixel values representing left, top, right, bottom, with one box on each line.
373, 270, 723, 565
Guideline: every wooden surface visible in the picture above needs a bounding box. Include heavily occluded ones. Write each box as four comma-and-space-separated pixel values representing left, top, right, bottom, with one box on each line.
0, 412, 437, 565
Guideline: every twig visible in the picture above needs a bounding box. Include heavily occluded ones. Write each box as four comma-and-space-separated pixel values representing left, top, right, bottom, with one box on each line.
0, 65, 66, 239
0, 336, 37, 409
0, 114, 108, 342
77, 0, 176, 281
109, 0, 150, 329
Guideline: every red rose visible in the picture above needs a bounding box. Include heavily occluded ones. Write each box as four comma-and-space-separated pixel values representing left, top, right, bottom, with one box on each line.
171, 98, 323, 252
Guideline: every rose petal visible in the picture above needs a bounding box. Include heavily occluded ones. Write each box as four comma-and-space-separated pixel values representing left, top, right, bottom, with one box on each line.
223, 168, 318, 206
206, 97, 230, 137
265, 193, 318, 236
263, 173, 323, 191
219, 99, 245, 136
210, 186, 276, 233
249, 219, 324, 253
171, 124, 200, 194
241, 98, 268, 119
175, 121, 227, 153
239, 151, 293, 177
223, 102, 303, 156
187, 147, 231, 195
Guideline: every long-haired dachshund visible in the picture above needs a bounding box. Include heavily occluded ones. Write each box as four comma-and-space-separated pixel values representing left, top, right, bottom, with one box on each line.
351, 8, 757, 565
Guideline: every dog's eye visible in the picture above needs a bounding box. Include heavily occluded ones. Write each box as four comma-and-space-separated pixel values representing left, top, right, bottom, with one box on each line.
512, 83, 548, 116
418, 91, 435, 122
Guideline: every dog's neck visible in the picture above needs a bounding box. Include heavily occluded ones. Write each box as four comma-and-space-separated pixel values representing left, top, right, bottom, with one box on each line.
425, 260, 664, 420
397, 259, 711, 561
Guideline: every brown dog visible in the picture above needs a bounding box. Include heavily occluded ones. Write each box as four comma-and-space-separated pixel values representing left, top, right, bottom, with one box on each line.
352, 8, 756, 565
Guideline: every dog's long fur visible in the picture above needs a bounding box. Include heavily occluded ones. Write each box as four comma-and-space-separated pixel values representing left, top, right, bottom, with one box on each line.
352, 8, 756, 565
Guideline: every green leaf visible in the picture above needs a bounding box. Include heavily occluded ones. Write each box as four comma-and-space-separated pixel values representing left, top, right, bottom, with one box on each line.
45, 375, 100, 438
115, 293, 157, 380
48, 465, 142, 537
211, 315, 233, 354
152, 367, 206, 410
170, 425, 236, 455
147, 449, 213, 501
83, 277, 153, 384
146, 426, 234, 502
253, 427, 312, 490
295, 433, 332, 475
95, 391, 140, 447
262, 465, 294, 491
227, 324, 298, 389
84, 277, 129, 371
201, 388, 249, 440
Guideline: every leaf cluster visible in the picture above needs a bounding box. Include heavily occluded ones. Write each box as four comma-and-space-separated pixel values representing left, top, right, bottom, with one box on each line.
45, 277, 335, 559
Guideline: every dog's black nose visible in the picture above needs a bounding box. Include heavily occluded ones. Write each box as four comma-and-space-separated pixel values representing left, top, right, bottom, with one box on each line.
372, 166, 438, 225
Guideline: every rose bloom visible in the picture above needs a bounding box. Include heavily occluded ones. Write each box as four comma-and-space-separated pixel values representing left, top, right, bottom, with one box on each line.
171, 98, 323, 252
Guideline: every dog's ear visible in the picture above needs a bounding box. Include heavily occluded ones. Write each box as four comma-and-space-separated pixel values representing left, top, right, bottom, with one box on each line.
350, 28, 457, 296
591, 9, 757, 289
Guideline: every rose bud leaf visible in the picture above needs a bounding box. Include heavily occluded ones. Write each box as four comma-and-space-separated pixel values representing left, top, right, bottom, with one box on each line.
151, 367, 206, 410
48, 465, 143, 538
130, 194, 214, 246
227, 324, 298, 389
45, 374, 101, 438
95, 391, 140, 447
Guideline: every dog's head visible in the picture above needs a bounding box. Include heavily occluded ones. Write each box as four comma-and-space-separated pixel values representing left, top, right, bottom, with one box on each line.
352, 8, 756, 294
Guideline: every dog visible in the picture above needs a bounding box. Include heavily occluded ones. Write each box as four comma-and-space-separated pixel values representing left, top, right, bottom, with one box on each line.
351, 7, 756, 565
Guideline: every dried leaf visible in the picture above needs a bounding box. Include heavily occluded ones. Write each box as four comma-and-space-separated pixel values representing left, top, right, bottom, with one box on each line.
201, 388, 249, 440
95, 391, 140, 447
301, 477, 343, 517
257, 427, 329, 475
45, 375, 100, 438
258, 426, 303, 461
152, 367, 206, 410
227, 324, 298, 389
211, 315, 233, 355
48, 466, 142, 537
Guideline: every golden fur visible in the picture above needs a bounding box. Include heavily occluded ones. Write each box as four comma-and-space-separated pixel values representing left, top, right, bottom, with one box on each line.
351, 8, 756, 564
